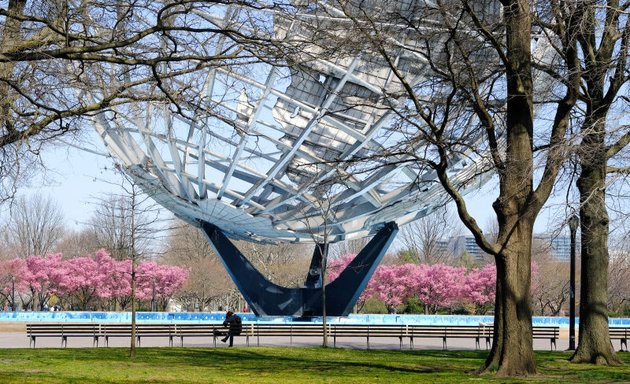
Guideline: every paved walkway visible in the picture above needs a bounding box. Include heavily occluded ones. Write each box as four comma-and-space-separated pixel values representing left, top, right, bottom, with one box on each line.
0, 323, 565, 350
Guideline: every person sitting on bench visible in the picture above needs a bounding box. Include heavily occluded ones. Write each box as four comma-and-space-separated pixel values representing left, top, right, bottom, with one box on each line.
218, 311, 242, 347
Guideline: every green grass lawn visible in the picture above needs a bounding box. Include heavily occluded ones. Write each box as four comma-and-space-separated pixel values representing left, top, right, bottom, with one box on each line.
0, 347, 628, 383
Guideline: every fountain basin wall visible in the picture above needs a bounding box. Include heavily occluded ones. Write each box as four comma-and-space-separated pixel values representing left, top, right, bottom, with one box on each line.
1, 312, 629, 327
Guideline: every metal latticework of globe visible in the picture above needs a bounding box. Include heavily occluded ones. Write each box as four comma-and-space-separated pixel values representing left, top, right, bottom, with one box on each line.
92, 3, 491, 244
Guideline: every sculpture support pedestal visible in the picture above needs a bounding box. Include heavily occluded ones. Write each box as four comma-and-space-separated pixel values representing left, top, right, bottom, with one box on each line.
200, 221, 398, 316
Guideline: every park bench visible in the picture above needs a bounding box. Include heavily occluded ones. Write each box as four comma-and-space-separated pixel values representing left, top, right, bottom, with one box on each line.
531, 326, 560, 351
330, 324, 408, 349
172, 323, 219, 347
245, 323, 409, 349
25, 322, 560, 350
100, 323, 184, 347
229, 323, 408, 349
27, 323, 224, 348
408, 325, 493, 350
609, 327, 629, 352
249, 323, 492, 350
27, 323, 101, 348
101, 323, 226, 347
405, 325, 558, 351
101, 323, 165, 347
245, 323, 325, 347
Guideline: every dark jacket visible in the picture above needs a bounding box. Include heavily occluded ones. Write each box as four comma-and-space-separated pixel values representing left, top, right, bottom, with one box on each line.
223, 314, 242, 335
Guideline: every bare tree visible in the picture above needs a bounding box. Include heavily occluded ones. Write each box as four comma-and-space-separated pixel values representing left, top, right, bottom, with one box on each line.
237, 241, 311, 289
558, 1, 630, 365
301, 184, 340, 348
89, 194, 158, 261
398, 207, 459, 265
163, 222, 238, 312
607, 249, 630, 316
88, 162, 170, 261
329, 237, 369, 260
175, 256, 234, 312
88, 166, 165, 358
0, 1, 285, 203
531, 240, 571, 316
2, 194, 65, 257
53, 228, 101, 258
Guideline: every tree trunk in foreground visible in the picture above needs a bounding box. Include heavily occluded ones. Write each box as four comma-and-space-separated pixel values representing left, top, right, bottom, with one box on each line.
474, 0, 536, 376
571, 118, 621, 365
480, 219, 535, 376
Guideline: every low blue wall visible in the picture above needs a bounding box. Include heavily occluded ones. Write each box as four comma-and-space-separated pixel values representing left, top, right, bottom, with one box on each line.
1, 312, 629, 327
0, 311, 256, 323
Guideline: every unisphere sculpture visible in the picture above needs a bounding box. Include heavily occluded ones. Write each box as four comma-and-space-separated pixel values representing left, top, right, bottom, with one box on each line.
92, 3, 492, 316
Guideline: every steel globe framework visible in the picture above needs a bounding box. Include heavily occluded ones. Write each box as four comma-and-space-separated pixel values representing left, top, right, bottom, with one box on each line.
92, 3, 491, 316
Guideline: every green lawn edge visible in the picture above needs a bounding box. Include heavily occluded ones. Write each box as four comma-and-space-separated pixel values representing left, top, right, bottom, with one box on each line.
0, 347, 628, 383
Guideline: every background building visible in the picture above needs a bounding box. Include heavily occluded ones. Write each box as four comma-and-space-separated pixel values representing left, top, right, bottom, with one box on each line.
444, 234, 576, 263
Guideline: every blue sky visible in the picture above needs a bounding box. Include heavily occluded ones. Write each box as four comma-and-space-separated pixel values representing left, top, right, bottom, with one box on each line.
27, 135, 125, 229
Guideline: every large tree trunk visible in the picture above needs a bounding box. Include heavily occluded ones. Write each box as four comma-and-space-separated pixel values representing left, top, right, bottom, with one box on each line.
571, 118, 621, 365
568, 1, 624, 365
480, 219, 536, 376
475, 0, 537, 376
0, 0, 26, 133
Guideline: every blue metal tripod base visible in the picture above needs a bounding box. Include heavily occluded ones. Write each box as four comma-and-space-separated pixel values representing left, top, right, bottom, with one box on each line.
199, 221, 398, 317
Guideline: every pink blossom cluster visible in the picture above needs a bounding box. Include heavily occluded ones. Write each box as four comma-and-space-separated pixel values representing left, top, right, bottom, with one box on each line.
0, 250, 188, 310
328, 254, 497, 313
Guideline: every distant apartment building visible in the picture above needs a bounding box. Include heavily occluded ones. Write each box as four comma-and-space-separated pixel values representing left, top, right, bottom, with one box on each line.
533, 235, 577, 262
448, 235, 488, 262
444, 234, 576, 263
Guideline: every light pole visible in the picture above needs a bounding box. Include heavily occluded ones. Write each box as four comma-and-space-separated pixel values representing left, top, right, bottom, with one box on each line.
568, 214, 579, 350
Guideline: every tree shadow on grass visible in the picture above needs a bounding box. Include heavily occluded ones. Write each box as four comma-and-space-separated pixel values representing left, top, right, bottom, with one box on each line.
0, 347, 489, 378
177, 347, 480, 375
